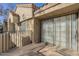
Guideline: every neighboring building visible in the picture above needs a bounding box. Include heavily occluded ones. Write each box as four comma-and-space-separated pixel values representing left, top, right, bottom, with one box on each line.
8, 11, 19, 32
7, 4, 36, 43
15, 4, 34, 32
7, 3, 79, 54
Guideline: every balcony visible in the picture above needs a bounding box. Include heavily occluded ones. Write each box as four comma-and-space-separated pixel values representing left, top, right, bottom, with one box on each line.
34, 3, 59, 15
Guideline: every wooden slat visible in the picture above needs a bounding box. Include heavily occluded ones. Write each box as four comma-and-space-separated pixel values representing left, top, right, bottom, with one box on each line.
19, 32, 21, 47
18, 32, 20, 47
0, 34, 2, 53
13, 33, 15, 48
15, 33, 17, 47
11, 33, 13, 48
17, 33, 19, 47
14, 33, 16, 45
10, 33, 12, 49
5, 33, 7, 51
8, 33, 11, 49
6, 32, 9, 51
8, 33, 10, 49
20, 32, 22, 47
13, 33, 14, 47
12, 33, 14, 48
17, 32, 18, 47
3, 33, 6, 52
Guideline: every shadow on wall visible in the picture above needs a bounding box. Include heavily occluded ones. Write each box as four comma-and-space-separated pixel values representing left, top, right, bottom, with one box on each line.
0, 31, 32, 53
9, 31, 32, 49
0, 31, 33, 53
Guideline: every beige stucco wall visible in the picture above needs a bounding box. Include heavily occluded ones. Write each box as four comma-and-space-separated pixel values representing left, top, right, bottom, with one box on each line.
7, 12, 13, 32
24, 18, 41, 43
14, 4, 34, 39
19, 18, 40, 43
33, 19, 41, 43
27, 19, 34, 42
7, 4, 34, 33
8, 12, 13, 23
19, 19, 34, 41
15, 4, 33, 22
7, 12, 20, 32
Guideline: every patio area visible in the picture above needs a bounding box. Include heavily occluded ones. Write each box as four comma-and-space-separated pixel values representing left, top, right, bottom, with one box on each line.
0, 43, 63, 56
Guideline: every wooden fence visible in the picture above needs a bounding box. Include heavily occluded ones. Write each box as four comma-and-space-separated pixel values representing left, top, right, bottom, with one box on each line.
0, 31, 32, 53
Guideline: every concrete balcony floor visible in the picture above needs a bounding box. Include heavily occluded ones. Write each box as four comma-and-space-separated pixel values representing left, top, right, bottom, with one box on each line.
0, 43, 63, 56
1, 42, 79, 56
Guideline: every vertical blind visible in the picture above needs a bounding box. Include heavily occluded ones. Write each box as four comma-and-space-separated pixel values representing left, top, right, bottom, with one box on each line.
41, 14, 77, 50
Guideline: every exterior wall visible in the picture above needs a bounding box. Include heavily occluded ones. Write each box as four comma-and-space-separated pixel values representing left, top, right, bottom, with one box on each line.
14, 4, 36, 43
16, 4, 32, 8
20, 18, 41, 43
8, 12, 13, 23
7, 12, 19, 32
7, 12, 13, 32
15, 23, 19, 32
32, 19, 41, 43
27, 19, 34, 42
14, 4, 34, 32
15, 4, 33, 22
20, 20, 33, 32
19, 18, 41, 43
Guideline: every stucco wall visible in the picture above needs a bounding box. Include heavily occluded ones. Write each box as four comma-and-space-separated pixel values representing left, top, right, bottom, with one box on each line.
7, 12, 13, 32
19, 18, 41, 43
15, 7, 33, 22
8, 12, 20, 32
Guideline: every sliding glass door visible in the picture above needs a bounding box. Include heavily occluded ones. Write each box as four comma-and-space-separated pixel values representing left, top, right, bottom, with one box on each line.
41, 14, 78, 51
71, 14, 77, 51
41, 19, 54, 44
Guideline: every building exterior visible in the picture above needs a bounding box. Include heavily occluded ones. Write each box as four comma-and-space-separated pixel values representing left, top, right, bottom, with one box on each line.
7, 3, 79, 54
34, 3, 79, 52
7, 11, 19, 32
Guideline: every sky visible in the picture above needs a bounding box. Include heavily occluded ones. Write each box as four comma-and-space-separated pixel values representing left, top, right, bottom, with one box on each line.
35, 3, 44, 7
0, 3, 44, 23
0, 3, 16, 23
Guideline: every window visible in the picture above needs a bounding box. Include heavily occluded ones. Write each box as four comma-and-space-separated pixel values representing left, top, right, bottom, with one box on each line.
20, 21, 28, 32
